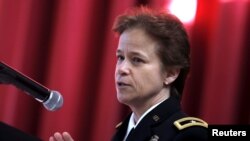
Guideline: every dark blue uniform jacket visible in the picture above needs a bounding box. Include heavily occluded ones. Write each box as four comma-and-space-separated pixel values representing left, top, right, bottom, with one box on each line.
112, 96, 208, 141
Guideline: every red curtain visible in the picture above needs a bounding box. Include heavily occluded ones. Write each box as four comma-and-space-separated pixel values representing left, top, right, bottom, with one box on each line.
182, 0, 250, 124
0, 0, 249, 140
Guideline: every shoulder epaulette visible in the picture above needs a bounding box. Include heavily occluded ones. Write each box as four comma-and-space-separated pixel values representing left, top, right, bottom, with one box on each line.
115, 122, 123, 129
174, 117, 208, 130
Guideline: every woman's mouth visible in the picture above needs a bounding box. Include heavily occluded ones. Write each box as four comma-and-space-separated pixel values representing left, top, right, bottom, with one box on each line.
117, 82, 130, 87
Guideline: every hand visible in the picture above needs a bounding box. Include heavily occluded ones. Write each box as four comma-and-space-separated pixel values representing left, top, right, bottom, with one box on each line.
49, 132, 74, 141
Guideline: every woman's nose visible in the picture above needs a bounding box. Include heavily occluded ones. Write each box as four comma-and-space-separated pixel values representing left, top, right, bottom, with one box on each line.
116, 61, 130, 75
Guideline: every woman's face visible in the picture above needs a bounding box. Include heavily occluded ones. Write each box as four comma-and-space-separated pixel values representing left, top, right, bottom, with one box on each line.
115, 28, 169, 108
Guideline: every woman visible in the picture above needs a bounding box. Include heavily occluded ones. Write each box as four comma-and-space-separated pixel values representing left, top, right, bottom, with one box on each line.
49, 6, 208, 141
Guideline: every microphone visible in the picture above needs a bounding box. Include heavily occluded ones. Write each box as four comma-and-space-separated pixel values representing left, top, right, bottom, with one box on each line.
0, 61, 63, 111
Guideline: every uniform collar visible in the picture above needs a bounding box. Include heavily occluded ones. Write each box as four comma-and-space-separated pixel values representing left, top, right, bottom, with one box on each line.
136, 95, 181, 128
124, 99, 165, 140
112, 96, 181, 141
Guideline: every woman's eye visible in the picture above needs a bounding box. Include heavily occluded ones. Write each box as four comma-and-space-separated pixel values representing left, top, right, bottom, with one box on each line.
117, 55, 124, 61
132, 57, 143, 63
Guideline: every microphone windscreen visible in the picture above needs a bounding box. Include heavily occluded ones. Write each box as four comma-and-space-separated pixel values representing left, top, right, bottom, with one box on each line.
43, 91, 63, 111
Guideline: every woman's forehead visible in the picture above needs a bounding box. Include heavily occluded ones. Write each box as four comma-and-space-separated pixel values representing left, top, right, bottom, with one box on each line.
117, 29, 158, 53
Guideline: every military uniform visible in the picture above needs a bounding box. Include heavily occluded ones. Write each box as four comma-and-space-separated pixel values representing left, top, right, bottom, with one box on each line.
111, 96, 208, 141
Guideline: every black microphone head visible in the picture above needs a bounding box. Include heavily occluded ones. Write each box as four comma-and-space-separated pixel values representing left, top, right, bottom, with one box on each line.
43, 91, 63, 111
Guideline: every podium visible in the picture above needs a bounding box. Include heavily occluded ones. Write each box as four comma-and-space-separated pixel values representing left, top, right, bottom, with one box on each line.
0, 122, 41, 141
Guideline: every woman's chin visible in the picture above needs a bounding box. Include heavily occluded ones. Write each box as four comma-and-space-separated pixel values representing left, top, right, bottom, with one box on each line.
117, 94, 131, 105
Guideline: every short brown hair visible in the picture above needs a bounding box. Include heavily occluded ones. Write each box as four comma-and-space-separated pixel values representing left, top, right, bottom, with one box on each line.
113, 6, 190, 98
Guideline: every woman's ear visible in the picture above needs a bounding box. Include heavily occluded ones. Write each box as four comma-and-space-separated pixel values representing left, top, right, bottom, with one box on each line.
164, 68, 180, 85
